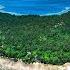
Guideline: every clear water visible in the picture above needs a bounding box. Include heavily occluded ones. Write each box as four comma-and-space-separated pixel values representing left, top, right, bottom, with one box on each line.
0, 0, 70, 15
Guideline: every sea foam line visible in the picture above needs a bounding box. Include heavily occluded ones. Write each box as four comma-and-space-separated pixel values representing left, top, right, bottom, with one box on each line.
0, 4, 70, 16
41, 7, 70, 16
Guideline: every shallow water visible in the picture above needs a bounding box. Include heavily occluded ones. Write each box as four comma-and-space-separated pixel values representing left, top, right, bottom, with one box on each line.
0, 0, 70, 15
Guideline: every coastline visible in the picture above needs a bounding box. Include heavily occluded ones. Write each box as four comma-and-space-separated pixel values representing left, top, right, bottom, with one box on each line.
0, 57, 70, 70
0, 10, 70, 69
0, 8, 70, 16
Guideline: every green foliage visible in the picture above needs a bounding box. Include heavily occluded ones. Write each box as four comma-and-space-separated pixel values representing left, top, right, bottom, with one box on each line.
0, 12, 70, 64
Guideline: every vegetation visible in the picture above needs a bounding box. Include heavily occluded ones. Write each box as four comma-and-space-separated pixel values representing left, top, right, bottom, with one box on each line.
0, 12, 70, 65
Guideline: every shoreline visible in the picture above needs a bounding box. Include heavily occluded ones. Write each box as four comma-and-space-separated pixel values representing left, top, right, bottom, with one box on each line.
0, 10, 70, 16
0, 57, 70, 70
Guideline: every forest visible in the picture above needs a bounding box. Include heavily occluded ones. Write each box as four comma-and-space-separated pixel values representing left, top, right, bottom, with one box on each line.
0, 11, 70, 65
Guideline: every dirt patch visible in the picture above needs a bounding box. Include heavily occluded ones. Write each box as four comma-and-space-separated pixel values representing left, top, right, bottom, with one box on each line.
0, 57, 70, 70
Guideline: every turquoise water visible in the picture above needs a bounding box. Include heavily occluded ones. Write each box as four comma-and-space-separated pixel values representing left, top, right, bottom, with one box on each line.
0, 0, 70, 15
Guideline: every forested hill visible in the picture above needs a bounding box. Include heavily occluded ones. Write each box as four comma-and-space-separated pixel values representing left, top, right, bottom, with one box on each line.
0, 11, 70, 65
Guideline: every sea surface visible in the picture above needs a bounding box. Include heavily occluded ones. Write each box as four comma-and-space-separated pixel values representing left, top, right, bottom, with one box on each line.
0, 0, 70, 15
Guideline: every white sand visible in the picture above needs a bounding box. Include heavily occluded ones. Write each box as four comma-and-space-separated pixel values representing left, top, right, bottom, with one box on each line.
0, 57, 70, 70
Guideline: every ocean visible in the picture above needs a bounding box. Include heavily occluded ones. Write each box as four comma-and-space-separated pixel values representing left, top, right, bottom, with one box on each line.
0, 0, 70, 15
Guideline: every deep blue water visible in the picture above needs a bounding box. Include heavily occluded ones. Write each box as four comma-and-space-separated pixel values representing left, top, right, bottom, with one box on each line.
0, 0, 70, 15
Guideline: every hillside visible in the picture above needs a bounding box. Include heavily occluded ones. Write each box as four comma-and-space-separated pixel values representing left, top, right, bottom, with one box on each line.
0, 12, 70, 65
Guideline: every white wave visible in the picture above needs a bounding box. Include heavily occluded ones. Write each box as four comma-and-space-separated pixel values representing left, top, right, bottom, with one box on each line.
0, 4, 21, 15
57, 7, 70, 15
0, 5, 5, 9
0, 4, 70, 16
0, 10, 22, 15
41, 7, 70, 16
